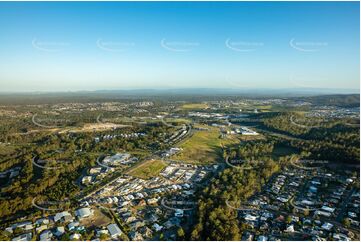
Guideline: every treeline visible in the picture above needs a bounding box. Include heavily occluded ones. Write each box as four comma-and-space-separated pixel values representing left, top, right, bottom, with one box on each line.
228, 141, 274, 160
295, 94, 360, 108
263, 113, 360, 164
290, 139, 359, 164
263, 113, 327, 136
0, 156, 83, 218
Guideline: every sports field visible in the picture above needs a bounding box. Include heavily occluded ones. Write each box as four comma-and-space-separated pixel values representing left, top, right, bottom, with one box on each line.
181, 103, 209, 110
128, 159, 167, 179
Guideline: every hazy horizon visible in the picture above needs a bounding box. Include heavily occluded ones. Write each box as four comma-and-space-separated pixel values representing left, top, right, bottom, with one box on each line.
0, 87, 359, 96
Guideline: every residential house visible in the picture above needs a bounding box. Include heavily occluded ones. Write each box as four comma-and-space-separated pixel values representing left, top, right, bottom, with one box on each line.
75, 207, 93, 219
107, 224, 122, 239
11, 233, 32, 241
54, 211, 73, 223
53, 227, 65, 237
39, 230, 52, 241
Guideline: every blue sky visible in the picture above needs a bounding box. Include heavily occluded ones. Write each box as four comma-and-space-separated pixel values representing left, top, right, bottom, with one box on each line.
0, 1, 359, 92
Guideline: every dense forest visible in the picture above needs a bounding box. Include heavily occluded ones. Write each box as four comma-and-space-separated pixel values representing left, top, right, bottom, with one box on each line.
263, 113, 360, 164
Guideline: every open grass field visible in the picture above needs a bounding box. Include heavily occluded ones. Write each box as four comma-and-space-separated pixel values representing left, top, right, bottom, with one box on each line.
238, 134, 265, 141
127, 159, 167, 179
164, 118, 192, 124
254, 105, 273, 110
173, 124, 240, 164
181, 103, 209, 110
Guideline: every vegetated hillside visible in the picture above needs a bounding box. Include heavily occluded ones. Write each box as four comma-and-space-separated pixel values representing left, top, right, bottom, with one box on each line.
263, 113, 360, 164
298, 94, 360, 107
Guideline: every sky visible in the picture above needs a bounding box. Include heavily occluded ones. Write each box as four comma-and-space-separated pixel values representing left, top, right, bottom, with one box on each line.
0, 1, 359, 92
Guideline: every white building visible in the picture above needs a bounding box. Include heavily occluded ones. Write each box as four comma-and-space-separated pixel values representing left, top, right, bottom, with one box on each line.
285, 225, 295, 233
89, 167, 102, 174
11, 233, 32, 241
175, 209, 184, 217
54, 211, 72, 223
39, 230, 52, 241
107, 224, 122, 238
69, 233, 81, 240
82, 176, 93, 184
321, 222, 333, 231
152, 223, 163, 232
53, 227, 65, 237
75, 207, 93, 219
244, 214, 258, 221
103, 153, 131, 166
240, 127, 259, 135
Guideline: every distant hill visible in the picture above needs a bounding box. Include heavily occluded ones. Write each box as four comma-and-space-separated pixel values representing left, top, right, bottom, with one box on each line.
296, 94, 360, 107
0, 88, 359, 105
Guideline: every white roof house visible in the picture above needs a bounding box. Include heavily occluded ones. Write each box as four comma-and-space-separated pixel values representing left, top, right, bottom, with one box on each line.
240, 127, 259, 135
75, 207, 93, 219
107, 223, 122, 238
69, 233, 81, 240
333, 233, 350, 241
96, 229, 109, 237
82, 176, 93, 184
285, 225, 295, 233
257, 235, 268, 241
24, 224, 34, 231
54, 211, 72, 222
301, 200, 315, 206
321, 222, 334, 231
152, 223, 163, 232
103, 153, 130, 166
315, 210, 331, 217
11, 233, 32, 241
35, 218, 49, 226
39, 230, 53, 241
53, 227, 65, 237
67, 221, 79, 231
175, 209, 184, 217
35, 225, 48, 233
321, 205, 335, 213
245, 214, 258, 221
89, 167, 102, 174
